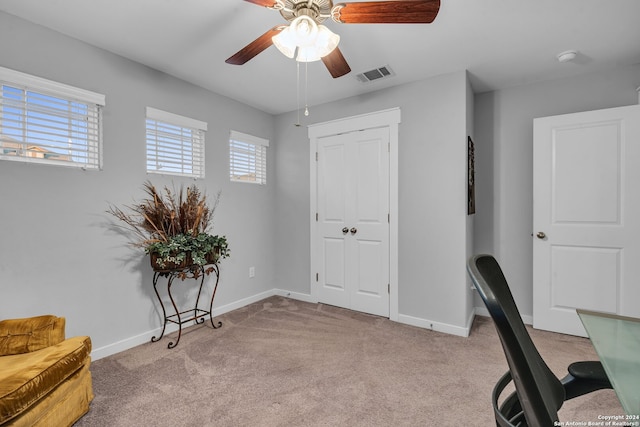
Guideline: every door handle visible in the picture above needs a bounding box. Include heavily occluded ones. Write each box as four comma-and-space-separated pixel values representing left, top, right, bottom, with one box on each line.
536, 232, 546, 239
342, 227, 349, 234
350, 227, 357, 235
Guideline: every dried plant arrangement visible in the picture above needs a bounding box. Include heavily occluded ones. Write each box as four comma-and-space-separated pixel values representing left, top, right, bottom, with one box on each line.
108, 181, 229, 271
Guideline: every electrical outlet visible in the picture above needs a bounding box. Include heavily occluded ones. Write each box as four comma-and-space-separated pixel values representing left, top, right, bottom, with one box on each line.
249, 266, 255, 278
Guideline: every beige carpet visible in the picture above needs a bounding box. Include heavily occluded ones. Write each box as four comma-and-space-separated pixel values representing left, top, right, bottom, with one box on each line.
76, 296, 621, 426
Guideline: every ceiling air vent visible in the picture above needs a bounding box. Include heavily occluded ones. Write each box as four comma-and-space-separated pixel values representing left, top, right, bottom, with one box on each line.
355, 65, 395, 83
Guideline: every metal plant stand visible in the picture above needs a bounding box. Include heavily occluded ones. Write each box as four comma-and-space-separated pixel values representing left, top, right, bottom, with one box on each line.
151, 263, 222, 349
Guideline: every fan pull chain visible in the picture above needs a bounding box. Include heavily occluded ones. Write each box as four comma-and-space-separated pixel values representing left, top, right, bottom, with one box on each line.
294, 61, 310, 126
304, 61, 309, 117
295, 61, 301, 126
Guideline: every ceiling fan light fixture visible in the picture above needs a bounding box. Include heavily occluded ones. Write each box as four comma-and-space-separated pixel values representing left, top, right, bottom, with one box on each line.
272, 27, 296, 58
230, 0, 442, 78
273, 16, 339, 63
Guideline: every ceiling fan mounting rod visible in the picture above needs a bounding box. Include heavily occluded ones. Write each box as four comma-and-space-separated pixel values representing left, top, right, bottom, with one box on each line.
297, 8, 316, 18
293, 2, 320, 21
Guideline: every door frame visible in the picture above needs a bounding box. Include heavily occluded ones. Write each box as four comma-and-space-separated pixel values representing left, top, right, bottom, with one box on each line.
308, 108, 400, 320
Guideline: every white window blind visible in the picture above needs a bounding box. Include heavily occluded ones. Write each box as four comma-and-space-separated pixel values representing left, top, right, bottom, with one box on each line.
146, 107, 207, 179
0, 66, 105, 170
229, 130, 268, 185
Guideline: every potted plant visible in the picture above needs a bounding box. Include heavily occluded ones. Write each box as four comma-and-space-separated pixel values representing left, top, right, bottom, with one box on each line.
107, 181, 229, 273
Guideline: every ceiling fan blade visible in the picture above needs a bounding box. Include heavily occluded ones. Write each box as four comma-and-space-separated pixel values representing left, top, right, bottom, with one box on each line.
333, 0, 440, 24
242, 0, 280, 7
321, 47, 351, 78
225, 26, 284, 65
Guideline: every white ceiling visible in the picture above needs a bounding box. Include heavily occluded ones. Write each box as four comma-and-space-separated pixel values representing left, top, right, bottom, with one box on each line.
1, 0, 639, 115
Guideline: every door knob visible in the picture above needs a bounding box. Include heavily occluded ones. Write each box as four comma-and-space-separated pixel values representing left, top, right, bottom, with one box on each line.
536, 232, 546, 239
350, 227, 357, 235
342, 227, 349, 234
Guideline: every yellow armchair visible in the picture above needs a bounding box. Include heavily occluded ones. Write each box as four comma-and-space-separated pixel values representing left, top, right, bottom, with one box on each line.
0, 315, 93, 426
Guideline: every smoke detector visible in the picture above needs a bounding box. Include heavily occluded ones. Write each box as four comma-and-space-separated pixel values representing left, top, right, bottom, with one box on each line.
557, 50, 578, 63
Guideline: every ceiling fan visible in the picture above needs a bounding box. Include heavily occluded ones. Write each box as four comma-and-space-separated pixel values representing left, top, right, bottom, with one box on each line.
225, 0, 441, 78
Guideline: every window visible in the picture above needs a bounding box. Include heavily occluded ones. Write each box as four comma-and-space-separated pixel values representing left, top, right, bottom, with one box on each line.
229, 130, 268, 185
146, 107, 207, 179
0, 66, 105, 169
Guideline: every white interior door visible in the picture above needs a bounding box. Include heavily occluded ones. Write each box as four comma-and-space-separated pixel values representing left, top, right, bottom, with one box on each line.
533, 105, 640, 336
316, 127, 390, 317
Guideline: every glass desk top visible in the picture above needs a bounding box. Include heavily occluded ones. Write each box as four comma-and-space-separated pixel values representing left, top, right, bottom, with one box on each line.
577, 309, 640, 416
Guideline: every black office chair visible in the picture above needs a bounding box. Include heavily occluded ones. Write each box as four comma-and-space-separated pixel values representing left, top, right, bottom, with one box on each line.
467, 254, 612, 427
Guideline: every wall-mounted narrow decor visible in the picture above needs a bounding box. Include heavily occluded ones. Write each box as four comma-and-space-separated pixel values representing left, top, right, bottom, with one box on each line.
468, 136, 476, 215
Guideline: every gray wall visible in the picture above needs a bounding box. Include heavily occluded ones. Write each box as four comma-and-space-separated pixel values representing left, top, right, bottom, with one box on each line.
473, 63, 640, 321
0, 12, 277, 357
274, 71, 475, 334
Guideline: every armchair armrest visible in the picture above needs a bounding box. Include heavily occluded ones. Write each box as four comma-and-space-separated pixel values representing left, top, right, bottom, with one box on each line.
0, 315, 66, 356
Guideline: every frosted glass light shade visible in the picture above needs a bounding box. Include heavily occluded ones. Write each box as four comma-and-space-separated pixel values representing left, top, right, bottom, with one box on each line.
273, 27, 296, 58
290, 16, 318, 46
296, 46, 322, 62
316, 25, 340, 56
296, 26, 339, 62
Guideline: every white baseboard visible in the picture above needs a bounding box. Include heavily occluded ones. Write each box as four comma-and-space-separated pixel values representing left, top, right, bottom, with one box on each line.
210, 289, 276, 317
474, 306, 489, 318
397, 313, 472, 337
474, 305, 533, 325
465, 307, 476, 337
91, 325, 176, 361
273, 289, 316, 304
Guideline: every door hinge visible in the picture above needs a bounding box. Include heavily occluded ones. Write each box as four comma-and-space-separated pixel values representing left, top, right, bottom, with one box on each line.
316, 212, 318, 221
388, 283, 390, 294
388, 142, 390, 152
316, 152, 318, 161
388, 213, 390, 223
316, 273, 319, 282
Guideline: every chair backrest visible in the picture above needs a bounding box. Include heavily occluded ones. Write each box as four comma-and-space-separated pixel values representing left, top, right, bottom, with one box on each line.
467, 254, 565, 426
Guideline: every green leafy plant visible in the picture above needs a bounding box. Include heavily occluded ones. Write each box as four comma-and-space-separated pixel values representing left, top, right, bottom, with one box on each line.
108, 181, 229, 270
146, 233, 229, 269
